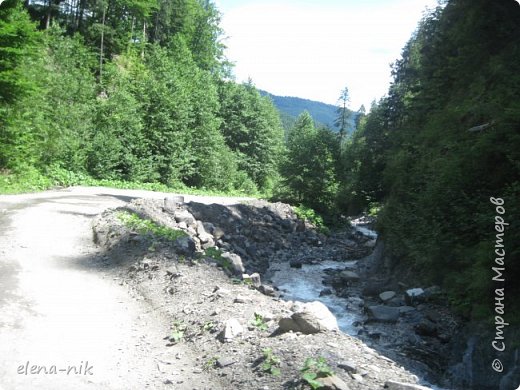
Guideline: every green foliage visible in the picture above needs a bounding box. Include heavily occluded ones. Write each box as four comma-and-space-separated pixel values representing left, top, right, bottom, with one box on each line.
1, 0, 277, 198
293, 205, 329, 235
201, 320, 216, 333
344, 0, 520, 320
250, 313, 268, 331
278, 112, 340, 214
203, 247, 231, 270
218, 80, 284, 192
0, 1, 40, 106
117, 211, 187, 241
300, 357, 334, 389
203, 356, 219, 371
0, 167, 51, 194
170, 320, 187, 343
0, 3, 41, 169
260, 348, 281, 376
335, 87, 351, 140
88, 53, 153, 182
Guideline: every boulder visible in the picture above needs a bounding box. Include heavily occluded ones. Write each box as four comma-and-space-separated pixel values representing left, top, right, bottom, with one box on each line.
318, 375, 351, 390
384, 380, 432, 390
339, 270, 360, 283
216, 357, 235, 368
405, 288, 425, 305
174, 209, 196, 227
386, 296, 406, 307
414, 319, 438, 337
174, 236, 196, 256
218, 318, 244, 342
249, 273, 262, 288
221, 252, 245, 275
163, 196, 184, 212
338, 361, 358, 374
259, 284, 276, 296
279, 301, 339, 334
379, 291, 396, 302
320, 288, 333, 297
212, 226, 225, 240
367, 305, 400, 323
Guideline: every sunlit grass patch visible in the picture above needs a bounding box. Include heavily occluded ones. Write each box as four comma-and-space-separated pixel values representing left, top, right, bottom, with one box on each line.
116, 210, 187, 241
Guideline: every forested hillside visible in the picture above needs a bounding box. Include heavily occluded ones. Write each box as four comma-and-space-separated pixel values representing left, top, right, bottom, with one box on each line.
259, 90, 358, 133
0, 0, 283, 194
342, 0, 520, 320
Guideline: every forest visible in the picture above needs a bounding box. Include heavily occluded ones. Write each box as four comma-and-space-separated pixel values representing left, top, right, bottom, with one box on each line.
1, 0, 519, 322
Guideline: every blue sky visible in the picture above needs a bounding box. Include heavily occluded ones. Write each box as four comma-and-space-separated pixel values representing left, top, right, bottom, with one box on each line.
215, 0, 439, 109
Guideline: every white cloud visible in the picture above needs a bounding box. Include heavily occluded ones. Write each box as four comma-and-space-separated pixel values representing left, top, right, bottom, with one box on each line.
220, 0, 438, 109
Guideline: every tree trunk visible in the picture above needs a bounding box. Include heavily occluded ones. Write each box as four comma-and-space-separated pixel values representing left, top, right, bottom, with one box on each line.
129, 17, 135, 50
77, 0, 86, 32
45, 0, 52, 29
141, 20, 146, 59
99, 5, 106, 83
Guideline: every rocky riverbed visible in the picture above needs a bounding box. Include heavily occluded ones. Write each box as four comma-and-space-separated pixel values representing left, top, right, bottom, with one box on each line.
91, 196, 473, 389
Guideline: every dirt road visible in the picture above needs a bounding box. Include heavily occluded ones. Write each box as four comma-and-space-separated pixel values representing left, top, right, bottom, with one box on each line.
0, 186, 249, 390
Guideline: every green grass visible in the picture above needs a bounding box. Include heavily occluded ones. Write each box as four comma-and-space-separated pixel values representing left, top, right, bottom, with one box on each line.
203, 247, 232, 270
0, 168, 52, 194
116, 210, 187, 241
0, 166, 262, 198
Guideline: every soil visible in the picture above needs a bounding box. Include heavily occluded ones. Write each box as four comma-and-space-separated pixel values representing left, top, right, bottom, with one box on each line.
0, 187, 251, 390
89, 194, 436, 390
0, 186, 442, 390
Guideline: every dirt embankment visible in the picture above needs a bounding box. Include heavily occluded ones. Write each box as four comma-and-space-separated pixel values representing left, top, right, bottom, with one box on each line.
92, 197, 435, 390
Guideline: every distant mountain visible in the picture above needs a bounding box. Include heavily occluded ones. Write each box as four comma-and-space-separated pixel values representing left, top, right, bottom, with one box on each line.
259, 90, 357, 133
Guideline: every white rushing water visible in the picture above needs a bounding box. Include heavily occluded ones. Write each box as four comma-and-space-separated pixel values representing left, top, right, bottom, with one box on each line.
269, 224, 378, 335
270, 259, 361, 334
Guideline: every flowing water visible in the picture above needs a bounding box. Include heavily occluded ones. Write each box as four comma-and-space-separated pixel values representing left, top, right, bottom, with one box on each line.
269, 259, 361, 334
269, 224, 377, 335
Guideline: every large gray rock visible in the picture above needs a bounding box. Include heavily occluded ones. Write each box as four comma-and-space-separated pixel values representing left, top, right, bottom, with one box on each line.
196, 222, 215, 246
279, 301, 339, 334
319, 375, 351, 390
163, 196, 184, 212
242, 273, 261, 288
174, 236, 196, 256
218, 318, 244, 342
367, 305, 400, 323
384, 380, 432, 390
174, 209, 196, 227
405, 288, 425, 305
338, 361, 358, 374
339, 270, 360, 283
221, 252, 245, 275
379, 291, 396, 302
259, 284, 276, 296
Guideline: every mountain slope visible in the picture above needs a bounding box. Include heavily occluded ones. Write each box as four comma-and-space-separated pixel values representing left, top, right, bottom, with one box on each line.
259, 90, 357, 132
